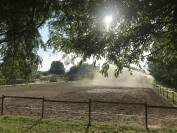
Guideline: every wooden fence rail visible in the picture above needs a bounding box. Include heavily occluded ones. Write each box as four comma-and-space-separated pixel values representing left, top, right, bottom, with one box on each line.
45, 99, 88, 104
1, 95, 177, 131
155, 84, 177, 104
92, 100, 144, 105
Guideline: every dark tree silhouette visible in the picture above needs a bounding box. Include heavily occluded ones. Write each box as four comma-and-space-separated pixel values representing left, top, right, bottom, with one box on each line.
49, 61, 65, 75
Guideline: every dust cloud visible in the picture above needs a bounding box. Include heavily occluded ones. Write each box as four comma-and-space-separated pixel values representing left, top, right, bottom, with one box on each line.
77, 66, 154, 88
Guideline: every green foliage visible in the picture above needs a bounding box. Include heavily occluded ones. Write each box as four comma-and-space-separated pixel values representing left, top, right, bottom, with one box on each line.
0, 32, 41, 83
49, 61, 65, 75
148, 40, 177, 88
149, 60, 177, 89
49, 0, 177, 76
67, 63, 95, 80
0, 0, 53, 81
0, 70, 5, 85
1, 0, 177, 78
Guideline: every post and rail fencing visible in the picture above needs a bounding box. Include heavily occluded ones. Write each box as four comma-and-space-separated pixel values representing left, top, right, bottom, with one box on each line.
154, 84, 177, 104
0, 95, 177, 132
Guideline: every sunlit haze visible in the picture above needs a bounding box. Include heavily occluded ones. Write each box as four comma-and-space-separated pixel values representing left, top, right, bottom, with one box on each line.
104, 15, 113, 30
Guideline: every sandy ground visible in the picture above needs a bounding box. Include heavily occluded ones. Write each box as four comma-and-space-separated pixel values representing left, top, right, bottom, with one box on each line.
0, 82, 177, 128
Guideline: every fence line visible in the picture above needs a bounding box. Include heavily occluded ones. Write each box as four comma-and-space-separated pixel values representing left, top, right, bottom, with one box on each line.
5, 95, 43, 100
45, 99, 88, 104
155, 84, 177, 104
92, 100, 144, 106
1, 95, 177, 131
148, 105, 177, 109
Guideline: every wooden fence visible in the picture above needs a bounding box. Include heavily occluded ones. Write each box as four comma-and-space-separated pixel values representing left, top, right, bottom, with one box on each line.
0, 95, 177, 131
155, 84, 177, 104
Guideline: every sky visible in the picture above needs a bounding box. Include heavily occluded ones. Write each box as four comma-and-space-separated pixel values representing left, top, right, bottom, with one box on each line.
38, 25, 63, 71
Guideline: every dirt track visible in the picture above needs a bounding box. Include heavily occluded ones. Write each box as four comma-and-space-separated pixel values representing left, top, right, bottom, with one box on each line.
0, 82, 177, 128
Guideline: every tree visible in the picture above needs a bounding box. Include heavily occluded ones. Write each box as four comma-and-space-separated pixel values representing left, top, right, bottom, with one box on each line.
49, 0, 177, 76
0, 26, 41, 83
66, 65, 79, 80
67, 63, 95, 80
49, 61, 65, 75
1, 0, 177, 78
0, 0, 54, 81
148, 39, 177, 88
149, 60, 177, 89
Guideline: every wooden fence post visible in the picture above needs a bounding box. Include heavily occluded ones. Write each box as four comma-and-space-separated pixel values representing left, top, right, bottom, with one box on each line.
1, 95, 5, 115
160, 87, 161, 94
144, 101, 148, 130
172, 91, 175, 104
162, 87, 165, 96
166, 90, 169, 99
41, 96, 45, 118
88, 99, 92, 126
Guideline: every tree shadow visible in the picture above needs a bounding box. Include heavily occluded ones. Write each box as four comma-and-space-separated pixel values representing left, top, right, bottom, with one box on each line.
85, 123, 91, 133
146, 128, 152, 133
23, 118, 42, 133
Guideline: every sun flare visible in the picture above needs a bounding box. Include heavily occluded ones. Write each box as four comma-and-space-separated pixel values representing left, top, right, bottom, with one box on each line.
104, 15, 113, 25
104, 15, 113, 30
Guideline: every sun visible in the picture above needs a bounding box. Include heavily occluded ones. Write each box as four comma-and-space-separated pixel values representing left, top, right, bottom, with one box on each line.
104, 15, 113, 31
104, 15, 113, 25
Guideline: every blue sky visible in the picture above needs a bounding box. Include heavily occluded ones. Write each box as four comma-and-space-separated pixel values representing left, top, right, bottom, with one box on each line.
38, 25, 63, 71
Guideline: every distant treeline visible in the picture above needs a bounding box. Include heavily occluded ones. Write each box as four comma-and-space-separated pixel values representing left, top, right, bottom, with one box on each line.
37, 61, 96, 82
0, 61, 96, 85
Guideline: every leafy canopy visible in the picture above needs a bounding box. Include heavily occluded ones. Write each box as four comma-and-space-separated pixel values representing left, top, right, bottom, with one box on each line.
49, 0, 177, 76
148, 38, 177, 88
0, 0, 177, 80
0, 0, 53, 81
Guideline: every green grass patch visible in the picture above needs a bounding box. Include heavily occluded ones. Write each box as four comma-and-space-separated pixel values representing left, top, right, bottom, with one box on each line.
0, 115, 177, 133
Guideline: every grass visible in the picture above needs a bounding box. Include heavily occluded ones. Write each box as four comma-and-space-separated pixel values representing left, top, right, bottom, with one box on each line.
0, 115, 177, 133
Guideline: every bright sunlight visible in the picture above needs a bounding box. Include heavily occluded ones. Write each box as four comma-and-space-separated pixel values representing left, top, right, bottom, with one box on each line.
104, 15, 113, 31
